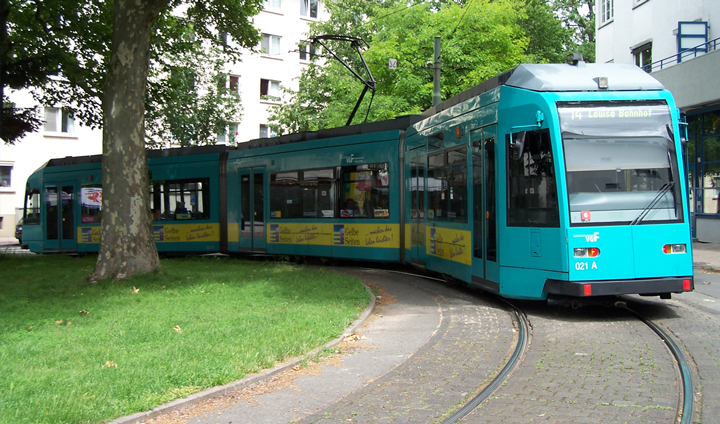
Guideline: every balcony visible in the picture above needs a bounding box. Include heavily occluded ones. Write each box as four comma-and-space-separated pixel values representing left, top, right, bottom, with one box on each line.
643, 36, 720, 73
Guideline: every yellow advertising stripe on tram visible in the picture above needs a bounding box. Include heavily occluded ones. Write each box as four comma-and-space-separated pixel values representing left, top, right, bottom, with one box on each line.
79, 223, 222, 244
78, 226, 102, 244
425, 227, 472, 265
227, 222, 239, 243
267, 223, 400, 248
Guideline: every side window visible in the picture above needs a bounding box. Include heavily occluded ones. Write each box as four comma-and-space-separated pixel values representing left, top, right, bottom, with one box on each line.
507, 130, 559, 227
427, 148, 467, 222
341, 163, 390, 219
81, 186, 102, 223
427, 153, 445, 219
24, 189, 41, 225
150, 179, 210, 221
302, 169, 336, 218
270, 172, 302, 218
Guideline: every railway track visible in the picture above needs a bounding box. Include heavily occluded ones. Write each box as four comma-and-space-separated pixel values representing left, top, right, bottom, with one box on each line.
622, 304, 694, 424
381, 269, 693, 423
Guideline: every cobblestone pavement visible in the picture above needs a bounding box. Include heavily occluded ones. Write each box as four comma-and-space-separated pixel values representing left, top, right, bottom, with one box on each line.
463, 302, 679, 424
296, 279, 513, 423
628, 292, 720, 424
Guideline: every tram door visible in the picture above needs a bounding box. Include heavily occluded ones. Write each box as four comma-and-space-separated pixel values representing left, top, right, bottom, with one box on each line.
238, 170, 266, 252
471, 126, 499, 288
44, 182, 77, 252
408, 147, 426, 264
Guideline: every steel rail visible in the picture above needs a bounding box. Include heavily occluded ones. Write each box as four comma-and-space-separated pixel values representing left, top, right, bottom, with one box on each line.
360, 268, 531, 424
624, 306, 694, 424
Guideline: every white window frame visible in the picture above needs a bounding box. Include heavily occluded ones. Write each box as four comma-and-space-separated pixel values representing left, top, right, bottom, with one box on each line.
599, 0, 613, 25
43, 107, 75, 134
299, 43, 319, 61
263, 0, 282, 12
260, 125, 277, 139
260, 79, 281, 102
0, 164, 12, 188
218, 122, 240, 145
300, 0, 319, 19
261, 34, 281, 56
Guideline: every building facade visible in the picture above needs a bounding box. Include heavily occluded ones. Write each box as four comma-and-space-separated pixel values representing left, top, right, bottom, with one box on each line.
0, 0, 326, 239
596, 0, 720, 241
221, 0, 328, 143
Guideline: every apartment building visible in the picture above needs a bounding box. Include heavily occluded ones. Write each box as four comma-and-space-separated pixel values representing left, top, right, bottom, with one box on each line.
596, 0, 720, 241
221, 0, 328, 143
0, 0, 326, 238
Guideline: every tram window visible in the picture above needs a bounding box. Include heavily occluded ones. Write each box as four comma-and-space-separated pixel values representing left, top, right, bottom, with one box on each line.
302, 169, 336, 218
24, 189, 41, 225
341, 163, 390, 219
150, 178, 210, 221
81, 186, 103, 223
427, 153, 445, 219
507, 130, 559, 227
427, 149, 467, 222
270, 172, 302, 219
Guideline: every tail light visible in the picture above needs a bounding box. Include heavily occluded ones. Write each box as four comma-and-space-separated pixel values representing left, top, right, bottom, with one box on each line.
574, 247, 600, 258
662, 244, 686, 254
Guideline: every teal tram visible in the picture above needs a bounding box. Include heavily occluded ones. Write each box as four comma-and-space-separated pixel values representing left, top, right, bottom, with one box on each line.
21, 61, 695, 301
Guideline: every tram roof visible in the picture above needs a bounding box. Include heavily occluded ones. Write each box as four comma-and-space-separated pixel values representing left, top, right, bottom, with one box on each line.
422, 62, 666, 117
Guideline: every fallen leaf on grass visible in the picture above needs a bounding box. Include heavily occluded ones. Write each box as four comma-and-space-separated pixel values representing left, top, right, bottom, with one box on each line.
66, 321, 71, 326
79, 310, 89, 315
174, 325, 182, 333
131, 287, 139, 294
55, 320, 64, 325
103, 361, 117, 368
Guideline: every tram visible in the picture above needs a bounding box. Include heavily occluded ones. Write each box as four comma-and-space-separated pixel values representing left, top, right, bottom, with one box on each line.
20, 60, 694, 301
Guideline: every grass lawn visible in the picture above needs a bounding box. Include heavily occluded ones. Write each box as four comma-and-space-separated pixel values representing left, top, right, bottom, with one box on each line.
0, 254, 369, 424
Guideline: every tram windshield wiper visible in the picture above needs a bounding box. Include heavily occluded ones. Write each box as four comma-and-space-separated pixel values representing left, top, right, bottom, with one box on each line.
630, 181, 675, 225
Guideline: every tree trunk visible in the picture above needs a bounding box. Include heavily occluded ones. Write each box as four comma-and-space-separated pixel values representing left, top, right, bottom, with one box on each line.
91, 0, 169, 281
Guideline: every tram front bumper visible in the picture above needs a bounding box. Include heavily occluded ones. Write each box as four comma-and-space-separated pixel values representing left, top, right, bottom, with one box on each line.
544, 277, 694, 297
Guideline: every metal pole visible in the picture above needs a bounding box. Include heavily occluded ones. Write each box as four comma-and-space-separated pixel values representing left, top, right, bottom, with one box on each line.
433, 36, 441, 106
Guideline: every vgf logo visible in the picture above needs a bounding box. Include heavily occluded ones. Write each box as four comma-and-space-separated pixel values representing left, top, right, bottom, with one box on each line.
574, 232, 600, 243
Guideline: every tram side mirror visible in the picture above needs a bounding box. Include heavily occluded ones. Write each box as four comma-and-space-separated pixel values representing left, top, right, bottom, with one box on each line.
512, 132, 527, 161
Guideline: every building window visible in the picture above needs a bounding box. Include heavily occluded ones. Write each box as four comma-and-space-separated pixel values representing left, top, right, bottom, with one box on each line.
599, 0, 613, 24
299, 43, 319, 61
229, 75, 240, 93
677, 21, 709, 58
260, 79, 281, 101
218, 123, 239, 144
260, 125, 277, 138
263, 0, 281, 11
0, 165, 11, 187
44, 107, 74, 133
300, 0, 318, 18
260, 34, 281, 56
633, 43, 652, 71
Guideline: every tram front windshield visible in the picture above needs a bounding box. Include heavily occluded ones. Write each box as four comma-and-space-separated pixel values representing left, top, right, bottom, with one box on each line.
558, 101, 682, 226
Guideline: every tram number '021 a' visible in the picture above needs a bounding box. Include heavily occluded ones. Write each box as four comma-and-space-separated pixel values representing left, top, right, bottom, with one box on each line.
575, 261, 598, 271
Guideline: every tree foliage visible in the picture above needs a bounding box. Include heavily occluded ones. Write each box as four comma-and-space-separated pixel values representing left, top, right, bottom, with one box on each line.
269, 0, 576, 134
1, 0, 251, 146
552, 0, 596, 62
